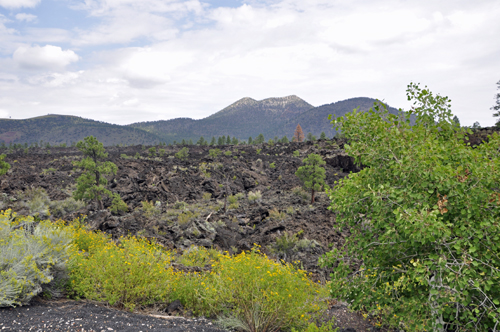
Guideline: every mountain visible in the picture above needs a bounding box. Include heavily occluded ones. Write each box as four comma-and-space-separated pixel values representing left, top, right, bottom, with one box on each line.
0, 114, 162, 146
280, 97, 401, 138
0, 96, 402, 146
128, 95, 314, 142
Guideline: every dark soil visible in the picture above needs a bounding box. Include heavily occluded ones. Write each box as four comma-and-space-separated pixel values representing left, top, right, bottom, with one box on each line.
0, 298, 377, 332
0, 139, 377, 331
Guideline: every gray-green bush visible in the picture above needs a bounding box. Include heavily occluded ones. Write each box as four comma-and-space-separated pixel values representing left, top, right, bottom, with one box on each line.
0, 211, 73, 307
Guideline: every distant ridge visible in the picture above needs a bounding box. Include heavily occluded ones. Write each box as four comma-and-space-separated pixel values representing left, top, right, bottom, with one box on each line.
0, 96, 401, 146
0, 114, 162, 146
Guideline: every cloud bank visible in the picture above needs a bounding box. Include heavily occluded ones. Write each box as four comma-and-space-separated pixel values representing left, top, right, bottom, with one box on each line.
0, 0, 498, 127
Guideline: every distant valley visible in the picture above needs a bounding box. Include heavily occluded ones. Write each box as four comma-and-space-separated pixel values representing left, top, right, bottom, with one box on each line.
0, 96, 399, 146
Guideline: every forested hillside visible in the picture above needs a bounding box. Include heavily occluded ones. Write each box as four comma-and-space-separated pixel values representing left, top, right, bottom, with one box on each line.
0, 114, 162, 146
0, 96, 401, 146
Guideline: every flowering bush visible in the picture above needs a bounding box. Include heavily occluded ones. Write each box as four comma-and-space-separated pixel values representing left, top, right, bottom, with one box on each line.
68, 224, 177, 311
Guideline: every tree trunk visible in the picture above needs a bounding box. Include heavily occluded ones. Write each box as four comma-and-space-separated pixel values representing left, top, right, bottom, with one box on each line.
428, 272, 445, 332
311, 189, 315, 204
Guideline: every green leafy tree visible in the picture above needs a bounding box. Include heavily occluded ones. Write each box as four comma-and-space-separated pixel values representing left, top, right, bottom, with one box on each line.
73, 136, 127, 212
492, 80, 500, 126
295, 153, 326, 204
322, 83, 500, 331
0, 154, 10, 176
320, 132, 327, 140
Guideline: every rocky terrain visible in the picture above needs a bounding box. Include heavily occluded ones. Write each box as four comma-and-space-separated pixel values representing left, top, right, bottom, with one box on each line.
0, 139, 360, 279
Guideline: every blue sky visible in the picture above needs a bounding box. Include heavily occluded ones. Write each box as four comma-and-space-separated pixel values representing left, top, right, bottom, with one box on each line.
0, 0, 499, 126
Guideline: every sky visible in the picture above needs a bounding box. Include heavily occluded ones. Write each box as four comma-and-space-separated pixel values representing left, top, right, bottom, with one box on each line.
0, 0, 499, 126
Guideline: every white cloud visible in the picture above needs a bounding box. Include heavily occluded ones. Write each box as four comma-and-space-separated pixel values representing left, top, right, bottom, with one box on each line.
0, 0, 40, 9
1, 0, 499, 127
72, 0, 204, 45
15, 13, 37, 22
13, 45, 79, 70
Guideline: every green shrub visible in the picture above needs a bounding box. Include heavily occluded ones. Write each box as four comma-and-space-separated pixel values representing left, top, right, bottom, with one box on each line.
292, 321, 338, 332
0, 154, 10, 176
41, 167, 57, 174
322, 83, 500, 331
175, 147, 189, 160
19, 187, 51, 217
50, 197, 85, 218
140, 200, 161, 218
172, 201, 187, 210
269, 162, 276, 169
224, 150, 232, 156
0, 210, 73, 307
228, 195, 238, 205
110, 194, 128, 214
248, 190, 262, 202
202, 192, 212, 201
209, 149, 221, 158
148, 147, 156, 157
158, 148, 166, 157
178, 211, 196, 225
268, 207, 286, 221
199, 163, 211, 178
293, 150, 300, 157
292, 186, 310, 202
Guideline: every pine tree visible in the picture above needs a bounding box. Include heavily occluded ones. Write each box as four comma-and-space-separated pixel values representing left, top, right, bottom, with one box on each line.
248, 137, 253, 144
320, 132, 327, 140
73, 136, 127, 212
293, 124, 305, 142
210, 137, 216, 145
231, 137, 239, 145
226, 136, 231, 145
295, 153, 326, 204
281, 136, 289, 143
255, 134, 265, 144
218, 136, 224, 145
0, 154, 10, 176
197, 136, 206, 145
